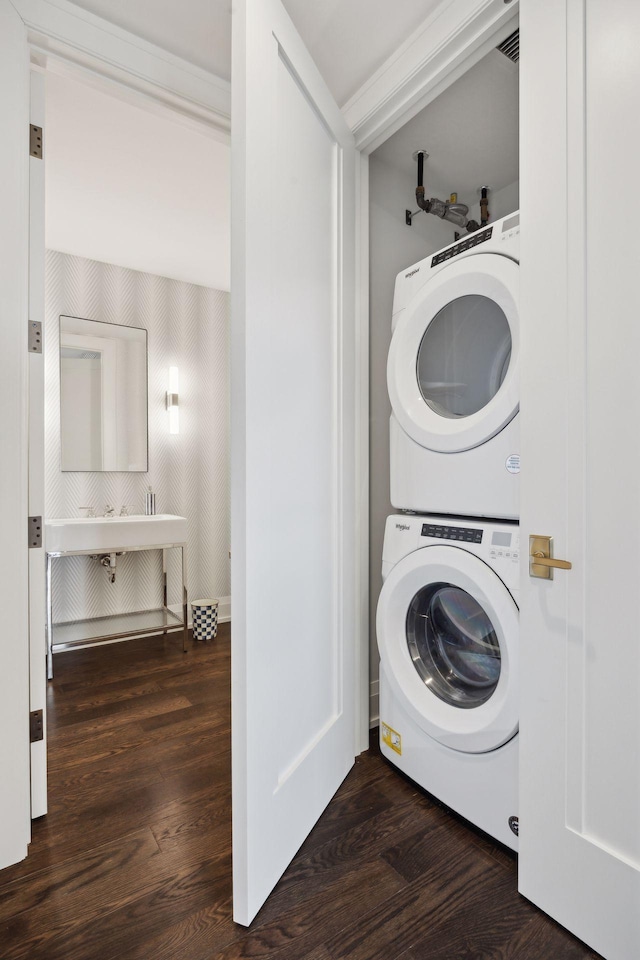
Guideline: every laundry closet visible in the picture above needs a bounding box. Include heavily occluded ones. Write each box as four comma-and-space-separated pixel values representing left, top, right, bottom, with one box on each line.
367, 38, 520, 725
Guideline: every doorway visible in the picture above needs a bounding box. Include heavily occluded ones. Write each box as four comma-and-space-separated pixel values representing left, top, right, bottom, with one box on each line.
36, 62, 231, 809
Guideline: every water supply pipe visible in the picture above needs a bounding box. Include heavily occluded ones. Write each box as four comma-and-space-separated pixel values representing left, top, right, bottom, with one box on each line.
413, 150, 480, 232
479, 186, 490, 226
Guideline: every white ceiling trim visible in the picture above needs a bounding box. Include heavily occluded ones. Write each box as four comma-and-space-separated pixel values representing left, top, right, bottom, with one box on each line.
12, 0, 231, 137
343, 0, 519, 153
11, 0, 519, 155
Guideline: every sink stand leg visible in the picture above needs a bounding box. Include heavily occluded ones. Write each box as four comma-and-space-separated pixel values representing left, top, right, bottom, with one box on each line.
181, 544, 188, 653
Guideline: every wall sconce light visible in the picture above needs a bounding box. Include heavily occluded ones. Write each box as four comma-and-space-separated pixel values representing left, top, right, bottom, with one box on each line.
167, 366, 179, 434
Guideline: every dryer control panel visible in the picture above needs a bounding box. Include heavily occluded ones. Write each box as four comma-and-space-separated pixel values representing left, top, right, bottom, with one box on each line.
430, 227, 493, 267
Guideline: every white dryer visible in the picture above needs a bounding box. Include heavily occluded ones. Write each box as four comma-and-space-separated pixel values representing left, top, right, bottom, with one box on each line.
376, 514, 519, 850
388, 211, 520, 519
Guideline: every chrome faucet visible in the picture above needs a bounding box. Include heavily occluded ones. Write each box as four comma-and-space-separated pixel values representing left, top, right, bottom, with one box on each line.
119, 505, 133, 517
104, 504, 116, 518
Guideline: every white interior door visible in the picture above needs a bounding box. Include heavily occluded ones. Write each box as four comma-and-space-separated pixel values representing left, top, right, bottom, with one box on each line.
519, 2, 640, 958
231, 0, 356, 926
0, 0, 33, 867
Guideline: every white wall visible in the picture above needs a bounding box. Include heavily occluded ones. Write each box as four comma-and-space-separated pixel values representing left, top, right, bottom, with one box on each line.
46, 250, 231, 626
45, 70, 230, 291
368, 154, 519, 722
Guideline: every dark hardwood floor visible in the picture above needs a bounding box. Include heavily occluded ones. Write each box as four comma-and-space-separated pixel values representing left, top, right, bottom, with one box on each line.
0, 627, 601, 960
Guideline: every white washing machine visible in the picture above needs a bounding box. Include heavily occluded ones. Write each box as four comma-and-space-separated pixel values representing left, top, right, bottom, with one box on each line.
376, 513, 519, 850
388, 211, 520, 519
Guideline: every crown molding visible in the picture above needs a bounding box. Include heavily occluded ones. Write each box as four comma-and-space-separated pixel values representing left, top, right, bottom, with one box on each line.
343, 0, 518, 153
12, 0, 230, 138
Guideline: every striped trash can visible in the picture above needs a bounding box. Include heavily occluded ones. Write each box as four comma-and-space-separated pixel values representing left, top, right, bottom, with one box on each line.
191, 599, 219, 642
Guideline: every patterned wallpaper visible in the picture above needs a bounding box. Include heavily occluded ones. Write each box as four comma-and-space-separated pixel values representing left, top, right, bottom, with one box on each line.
45, 250, 230, 623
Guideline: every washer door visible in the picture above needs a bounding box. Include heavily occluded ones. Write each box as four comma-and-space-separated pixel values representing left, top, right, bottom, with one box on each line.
388, 254, 519, 453
377, 544, 518, 753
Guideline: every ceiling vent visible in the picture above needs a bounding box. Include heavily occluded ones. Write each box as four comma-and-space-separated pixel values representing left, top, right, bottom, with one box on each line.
497, 28, 519, 63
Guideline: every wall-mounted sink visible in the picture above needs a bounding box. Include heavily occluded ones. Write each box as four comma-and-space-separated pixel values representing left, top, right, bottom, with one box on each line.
45, 514, 188, 554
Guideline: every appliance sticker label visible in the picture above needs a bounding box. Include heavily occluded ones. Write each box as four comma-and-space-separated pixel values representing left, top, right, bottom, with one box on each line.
381, 722, 402, 755
505, 454, 521, 474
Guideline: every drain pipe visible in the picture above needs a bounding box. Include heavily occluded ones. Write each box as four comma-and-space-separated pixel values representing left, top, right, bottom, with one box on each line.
99, 552, 117, 584
413, 150, 480, 233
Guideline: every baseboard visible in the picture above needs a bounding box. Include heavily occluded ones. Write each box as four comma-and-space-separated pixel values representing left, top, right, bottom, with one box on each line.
217, 595, 231, 623
369, 679, 379, 728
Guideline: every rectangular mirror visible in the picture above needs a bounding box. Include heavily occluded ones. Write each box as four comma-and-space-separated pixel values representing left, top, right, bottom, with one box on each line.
59, 315, 148, 472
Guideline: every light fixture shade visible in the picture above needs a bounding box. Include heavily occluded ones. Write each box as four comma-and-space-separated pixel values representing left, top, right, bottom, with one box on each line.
168, 366, 179, 434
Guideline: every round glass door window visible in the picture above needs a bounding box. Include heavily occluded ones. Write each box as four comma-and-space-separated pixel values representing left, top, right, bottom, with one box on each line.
416, 294, 511, 418
406, 581, 501, 708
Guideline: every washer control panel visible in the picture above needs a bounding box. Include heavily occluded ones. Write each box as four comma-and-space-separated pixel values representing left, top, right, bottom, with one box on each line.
421, 522, 483, 544
431, 226, 493, 267
489, 529, 520, 563
383, 516, 520, 591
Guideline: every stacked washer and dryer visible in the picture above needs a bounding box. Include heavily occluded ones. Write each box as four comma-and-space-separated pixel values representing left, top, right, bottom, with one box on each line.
377, 212, 521, 850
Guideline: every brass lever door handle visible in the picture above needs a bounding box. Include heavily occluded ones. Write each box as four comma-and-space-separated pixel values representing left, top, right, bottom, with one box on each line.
529, 536, 572, 580
531, 553, 572, 570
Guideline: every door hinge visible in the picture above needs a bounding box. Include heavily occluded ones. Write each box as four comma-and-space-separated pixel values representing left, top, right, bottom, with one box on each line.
29, 124, 43, 159
28, 320, 42, 354
30, 709, 44, 743
28, 516, 42, 548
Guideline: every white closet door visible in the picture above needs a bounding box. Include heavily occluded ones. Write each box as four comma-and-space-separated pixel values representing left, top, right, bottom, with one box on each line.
231, 0, 357, 926
519, 2, 640, 958
0, 0, 32, 867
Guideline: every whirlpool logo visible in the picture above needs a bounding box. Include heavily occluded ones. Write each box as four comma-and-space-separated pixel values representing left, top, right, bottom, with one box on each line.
395, 523, 411, 532
405, 267, 420, 278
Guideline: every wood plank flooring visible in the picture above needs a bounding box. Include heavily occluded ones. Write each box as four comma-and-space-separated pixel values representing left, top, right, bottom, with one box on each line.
0, 628, 602, 960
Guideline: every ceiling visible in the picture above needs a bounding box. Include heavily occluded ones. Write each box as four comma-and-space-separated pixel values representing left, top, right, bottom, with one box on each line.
373, 50, 519, 205
58, 0, 443, 106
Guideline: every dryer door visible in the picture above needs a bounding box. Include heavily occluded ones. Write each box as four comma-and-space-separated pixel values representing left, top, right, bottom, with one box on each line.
388, 253, 519, 453
377, 544, 518, 753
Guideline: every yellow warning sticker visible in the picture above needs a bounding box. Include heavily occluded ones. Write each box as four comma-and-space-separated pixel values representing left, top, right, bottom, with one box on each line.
381, 721, 402, 755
